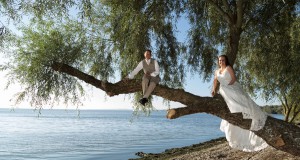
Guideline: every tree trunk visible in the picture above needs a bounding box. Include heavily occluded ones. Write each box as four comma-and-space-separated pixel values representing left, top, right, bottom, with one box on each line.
51, 62, 300, 156
227, 27, 241, 66
208, 0, 242, 66
285, 105, 292, 122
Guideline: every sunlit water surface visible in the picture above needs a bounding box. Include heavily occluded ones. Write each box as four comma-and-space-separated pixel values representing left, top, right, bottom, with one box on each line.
0, 108, 283, 160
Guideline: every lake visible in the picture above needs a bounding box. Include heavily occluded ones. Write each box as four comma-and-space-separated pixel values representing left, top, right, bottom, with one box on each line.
0, 108, 282, 160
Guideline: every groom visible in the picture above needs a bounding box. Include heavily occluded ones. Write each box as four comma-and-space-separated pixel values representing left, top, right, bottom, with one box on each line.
125, 49, 160, 106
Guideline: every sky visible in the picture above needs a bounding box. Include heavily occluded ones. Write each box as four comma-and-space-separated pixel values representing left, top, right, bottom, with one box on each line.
0, 11, 276, 111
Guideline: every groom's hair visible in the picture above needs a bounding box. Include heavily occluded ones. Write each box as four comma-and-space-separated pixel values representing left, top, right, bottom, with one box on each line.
145, 49, 152, 54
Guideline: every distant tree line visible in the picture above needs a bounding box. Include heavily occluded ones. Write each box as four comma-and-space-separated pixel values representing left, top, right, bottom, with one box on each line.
262, 105, 283, 114
262, 105, 300, 125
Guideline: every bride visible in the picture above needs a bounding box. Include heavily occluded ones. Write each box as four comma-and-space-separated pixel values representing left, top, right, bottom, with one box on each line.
211, 55, 269, 152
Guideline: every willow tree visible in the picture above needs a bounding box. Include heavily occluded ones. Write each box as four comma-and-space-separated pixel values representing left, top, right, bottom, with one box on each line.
0, 0, 300, 156
237, 3, 300, 124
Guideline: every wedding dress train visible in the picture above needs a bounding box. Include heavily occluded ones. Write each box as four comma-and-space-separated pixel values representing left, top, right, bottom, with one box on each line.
217, 67, 269, 152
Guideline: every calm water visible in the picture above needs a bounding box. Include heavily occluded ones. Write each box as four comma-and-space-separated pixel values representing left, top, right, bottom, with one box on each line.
0, 108, 282, 160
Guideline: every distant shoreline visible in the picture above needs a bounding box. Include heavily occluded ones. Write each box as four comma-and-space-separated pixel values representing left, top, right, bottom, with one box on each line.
131, 137, 300, 160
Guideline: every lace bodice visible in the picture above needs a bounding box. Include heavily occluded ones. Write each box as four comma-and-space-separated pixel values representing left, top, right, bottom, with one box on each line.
217, 68, 231, 85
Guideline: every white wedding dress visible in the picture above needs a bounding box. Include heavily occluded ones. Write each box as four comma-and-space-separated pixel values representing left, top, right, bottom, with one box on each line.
217, 67, 269, 152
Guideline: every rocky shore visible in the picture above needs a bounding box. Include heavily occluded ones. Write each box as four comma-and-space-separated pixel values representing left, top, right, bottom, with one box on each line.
130, 137, 300, 160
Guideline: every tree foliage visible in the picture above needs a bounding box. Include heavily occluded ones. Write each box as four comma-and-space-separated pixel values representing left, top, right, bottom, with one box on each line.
1, 0, 300, 155
0, 0, 298, 114
5, 20, 88, 107
0, 0, 299, 115
237, 2, 300, 123
2, 0, 188, 109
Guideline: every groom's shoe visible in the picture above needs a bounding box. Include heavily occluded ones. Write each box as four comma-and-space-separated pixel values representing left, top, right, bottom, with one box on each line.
138, 98, 143, 105
139, 98, 148, 106
143, 98, 148, 105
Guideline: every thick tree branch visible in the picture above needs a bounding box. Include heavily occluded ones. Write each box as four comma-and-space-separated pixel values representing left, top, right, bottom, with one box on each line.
51, 62, 141, 96
222, 0, 233, 18
207, 0, 232, 24
51, 62, 300, 156
236, 0, 243, 27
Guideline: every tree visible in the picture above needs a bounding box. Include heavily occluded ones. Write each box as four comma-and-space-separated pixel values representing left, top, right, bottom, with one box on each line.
237, 2, 300, 124
0, 0, 300, 156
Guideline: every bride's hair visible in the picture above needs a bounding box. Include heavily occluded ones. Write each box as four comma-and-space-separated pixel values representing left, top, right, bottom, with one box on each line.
218, 55, 231, 66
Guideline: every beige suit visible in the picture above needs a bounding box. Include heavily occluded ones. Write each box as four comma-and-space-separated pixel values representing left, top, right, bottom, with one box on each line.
128, 58, 160, 98
141, 59, 160, 98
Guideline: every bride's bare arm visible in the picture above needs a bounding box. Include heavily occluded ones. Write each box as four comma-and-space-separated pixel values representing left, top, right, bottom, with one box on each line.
212, 70, 218, 96
227, 66, 237, 85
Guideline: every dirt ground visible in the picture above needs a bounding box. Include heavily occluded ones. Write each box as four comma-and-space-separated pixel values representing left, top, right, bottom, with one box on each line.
131, 137, 300, 160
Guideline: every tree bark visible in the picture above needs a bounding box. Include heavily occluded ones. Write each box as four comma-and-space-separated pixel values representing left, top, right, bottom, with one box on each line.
51, 62, 300, 156
227, 27, 241, 65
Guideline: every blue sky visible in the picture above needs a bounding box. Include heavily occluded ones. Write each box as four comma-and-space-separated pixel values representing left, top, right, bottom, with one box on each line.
0, 11, 276, 110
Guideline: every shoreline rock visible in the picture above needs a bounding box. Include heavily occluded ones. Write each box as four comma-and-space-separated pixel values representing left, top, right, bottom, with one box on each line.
130, 137, 300, 160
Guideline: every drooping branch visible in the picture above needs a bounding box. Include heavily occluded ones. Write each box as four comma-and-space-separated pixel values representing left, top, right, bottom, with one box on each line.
51, 62, 141, 95
51, 62, 300, 156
